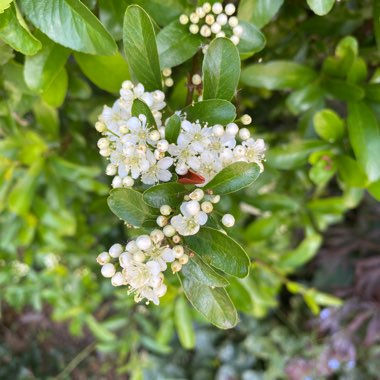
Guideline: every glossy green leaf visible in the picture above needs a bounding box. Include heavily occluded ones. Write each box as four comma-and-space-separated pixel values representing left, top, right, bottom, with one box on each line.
98, 0, 127, 40
203, 38, 240, 101
244, 215, 279, 241
107, 188, 155, 226
336, 155, 368, 188
181, 254, 229, 287
306, 0, 335, 16
0, 3, 41, 55
368, 180, 380, 201
241, 61, 317, 90
183, 100, 236, 125
174, 296, 195, 349
347, 102, 380, 182
42, 67, 68, 108
322, 79, 364, 101
157, 21, 202, 69
308, 290, 342, 306
204, 162, 260, 195
227, 277, 253, 313
165, 114, 181, 143
123, 5, 162, 91
181, 277, 238, 329
286, 83, 324, 115
0, 0, 12, 13
185, 227, 250, 278
248, 193, 300, 212
236, 21, 266, 59
74, 52, 130, 93
131, 98, 157, 128
313, 109, 344, 143
143, 183, 187, 208
24, 33, 70, 92
20, 0, 117, 55
238, 0, 284, 28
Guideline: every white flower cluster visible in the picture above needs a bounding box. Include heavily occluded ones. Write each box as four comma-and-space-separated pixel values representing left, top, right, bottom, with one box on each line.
179, 2, 243, 48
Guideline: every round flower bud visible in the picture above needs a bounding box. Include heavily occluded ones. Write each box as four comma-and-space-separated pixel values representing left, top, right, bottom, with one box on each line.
97, 251, 110, 265
230, 35, 240, 45
95, 121, 106, 132
222, 214, 235, 227
101, 263, 116, 278
212, 2, 223, 14
164, 78, 174, 87
150, 229, 165, 244
109, 243, 123, 258
175, 163, 188, 175
106, 164, 117, 176
111, 272, 124, 286
153, 90, 165, 102
171, 261, 182, 273
156, 215, 168, 227
226, 122, 239, 135
225, 3, 236, 16
201, 201, 213, 213
163, 224, 176, 237
196, 6, 206, 18
179, 14, 189, 25
211, 22, 221, 34
122, 176, 134, 187
112, 176, 122, 188
216, 13, 228, 25
189, 24, 199, 34
179, 254, 189, 265
136, 235, 152, 251
122, 80, 134, 90
216, 31, 226, 38
241, 114, 252, 125
97, 137, 109, 149
162, 68, 172, 77
157, 139, 169, 152
233, 25, 244, 37
173, 245, 184, 258
149, 130, 161, 142
205, 14, 215, 25
203, 2, 211, 13
200, 25, 212, 37
239, 128, 251, 140
99, 148, 111, 157
212, 124, 224, 136
133, 251, 146, 263
189, 12, 199, 24
228, 16, 239, 27
189, 188, 204, 201
211, 194, 221, 204
160, 204, 172, 216
184, 200, 200, 215
192, 74, 202, 86
172, 235, 181, 244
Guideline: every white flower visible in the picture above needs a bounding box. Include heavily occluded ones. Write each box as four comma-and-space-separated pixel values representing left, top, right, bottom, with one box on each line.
178, 121, 212, 153
170, 202, 208, 236
242, 138, 266, 170
141, 156, 173, 185
145, 244, 175, 271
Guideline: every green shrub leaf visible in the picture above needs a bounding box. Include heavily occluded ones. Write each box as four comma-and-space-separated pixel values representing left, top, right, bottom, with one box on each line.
237, 21, 266, 59
143, 183, 187, 208
313, 109, 344, 143
174, 295, 195, 349
183, 100, 236, 125
238, 0, 284, 28
306, 0, 335, 16
132, 98, 157, 128
165, 114, 181, 143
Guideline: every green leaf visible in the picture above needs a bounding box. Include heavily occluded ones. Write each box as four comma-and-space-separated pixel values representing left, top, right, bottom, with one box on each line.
181, 277, 238, 329
286, 83, 324, 115
181, 254, 229, 287
336, 155, 368, 188
165, 114, 181, 143
185, 227, 250, 278
248, 193, 300, 212
313, 109, 344, 143
322, 79, 364, 101
347, 101, 380, 182
20, 0, 117, 55
0, 3, 41, 55
107, 188, 156, 226
309, 290, 342, 306
0, 0, 13, 14
244, 215, 279, 241
143, 182, 187, 208
203, 38, 240, 101
375, 0, 380, 50
182, 100, 236, 125
241, 61, 317, 90
238, 0, 284, 28
157, 21, 202, 69
98, 0, 127, 41
24, 33, 70, 92
74, 52, 130, 93
42, 67, 68, 108
227, 277, 253, 313
306, 0, 335, 16
236, 21, 266, 59
204, 162, 260, 195
174, 295, 195, 349
131, 98, 157, 128
123, 5, 162, 91
368, 179, 380, 201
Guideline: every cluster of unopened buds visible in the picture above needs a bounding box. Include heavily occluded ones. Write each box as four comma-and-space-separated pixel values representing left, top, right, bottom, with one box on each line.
179, 2, 243, 50
95, 81, 265, 305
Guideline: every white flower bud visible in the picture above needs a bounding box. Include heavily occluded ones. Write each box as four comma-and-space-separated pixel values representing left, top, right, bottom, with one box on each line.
211, 22, 221, 34
153, 90, 165, 102
164, 77, 174, 87
149, 130, 161, 142
212, 2, 223, 14
154, 149, 165, 160
189, 188, 204, 201
211, 195, 221, 204
205, 14, 215, 25
239, 128, 251, 140
200, 25, 212, 37
230, 35, 240, 45
97, 137, 109, 149
189, 24, 199, 34
212, 124, 224, 136
133, 251, 146, 262
99, 148, 111, 157
159, 126, 166, 138
97, 251, 110, 265
216, 31, 226, 38
106, 164, 117, 176
162, 67, 172, 77
122, 80, 134, 90
179, 14, 189, 25
156, 215, 168, 227
216, 13, 228, 25
122, 176, 134, 187
173, 245, 184, 258
201, 201, 213, 213
192, 74, 202, 85
184, 200, 200, 215
111, 272, 124, 286
109, 243, 123, 258
126, 240, 138, 253
95, 121, 106, 132
171, 260, 182, 273
101, 263, 116, 278
163, 224, 176, 237
150, 229, 165, 244
172, 235, 181, 244
189, 12, 199, 24
175, 163, 188, 175
157, 139, 169, 152
222, 213, 235, 227
203, 2, 211, 13
136, 235, 152, 251
225, 3, 236, 16
179, 254, 189, 265
160, 204, 172, 216
233, 25, 243, 37
112, 176, 123, 188
226, 122, 239, 135
228, 16, 239, 27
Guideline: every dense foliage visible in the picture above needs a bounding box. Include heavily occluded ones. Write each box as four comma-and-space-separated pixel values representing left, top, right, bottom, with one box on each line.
1, 0, 380, 378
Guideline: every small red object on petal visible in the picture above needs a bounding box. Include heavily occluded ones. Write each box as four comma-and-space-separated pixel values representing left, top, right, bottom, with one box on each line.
178, 170, 205, 185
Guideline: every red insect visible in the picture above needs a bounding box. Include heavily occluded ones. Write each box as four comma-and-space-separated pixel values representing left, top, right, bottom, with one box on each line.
178, 170, 205, 185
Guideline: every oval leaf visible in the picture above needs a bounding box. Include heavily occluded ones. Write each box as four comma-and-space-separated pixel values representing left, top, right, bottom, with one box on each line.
143, 182, 187, 208
306, 0, 335, 16
174, 295, 195, 349
237, 21, 266, 59
165, 114, 181, 143
313, 109, 344, 143
132, 98, 157, 128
